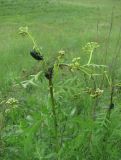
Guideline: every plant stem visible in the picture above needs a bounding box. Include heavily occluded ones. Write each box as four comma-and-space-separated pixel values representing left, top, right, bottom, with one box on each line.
48, 78, 59, 153
27, 32, 38, 50
107, 84, 114, 118
87, 50, 93, 65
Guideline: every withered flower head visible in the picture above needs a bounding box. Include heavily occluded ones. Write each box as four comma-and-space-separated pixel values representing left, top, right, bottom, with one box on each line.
45, 67, 53, 80
109, 103, 114, 110
30, 50, 43, 61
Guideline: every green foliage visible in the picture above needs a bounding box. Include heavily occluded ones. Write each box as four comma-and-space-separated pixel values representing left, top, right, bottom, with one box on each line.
1, 0, 121, 160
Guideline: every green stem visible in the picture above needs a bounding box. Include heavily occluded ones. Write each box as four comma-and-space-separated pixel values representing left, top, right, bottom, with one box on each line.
87, 50, 93, 65
48, 78, 59, 154
27, 32, 38, 50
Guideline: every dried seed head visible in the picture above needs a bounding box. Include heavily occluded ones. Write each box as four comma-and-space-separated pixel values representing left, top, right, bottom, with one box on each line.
45, 67, 53, 80
30, 50, 43, 61
109, 103, 114, 109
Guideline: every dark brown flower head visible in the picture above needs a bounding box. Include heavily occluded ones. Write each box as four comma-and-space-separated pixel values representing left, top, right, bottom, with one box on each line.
45, 67, 53, 80
109, 103, 114, 110
30, 50, 43, 61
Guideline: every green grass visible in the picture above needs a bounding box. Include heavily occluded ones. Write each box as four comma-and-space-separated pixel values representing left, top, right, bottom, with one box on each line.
1, 0, 121, 160
0, 0, 121, 89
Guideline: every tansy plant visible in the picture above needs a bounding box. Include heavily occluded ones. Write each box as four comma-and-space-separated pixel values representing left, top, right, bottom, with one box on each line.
19, 27, 108, 154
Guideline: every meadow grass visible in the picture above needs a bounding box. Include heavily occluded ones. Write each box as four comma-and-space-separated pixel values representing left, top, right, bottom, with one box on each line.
1, 0, 121, 160
0, 0, 121, 89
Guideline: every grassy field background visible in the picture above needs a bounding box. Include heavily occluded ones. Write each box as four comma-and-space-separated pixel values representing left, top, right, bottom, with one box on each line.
1, 0, 121, 91
1, 0, 121, 160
